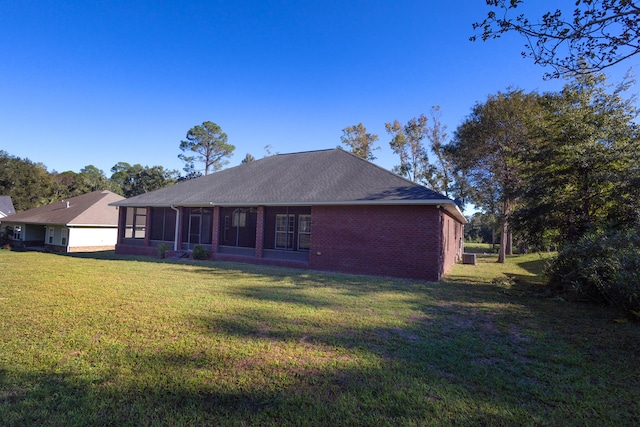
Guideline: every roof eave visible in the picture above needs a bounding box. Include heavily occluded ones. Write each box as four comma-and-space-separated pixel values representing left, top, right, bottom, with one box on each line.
111, 199, 467, 223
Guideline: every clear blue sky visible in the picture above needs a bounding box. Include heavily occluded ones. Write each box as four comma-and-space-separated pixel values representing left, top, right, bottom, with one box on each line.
1, 1, 636, 177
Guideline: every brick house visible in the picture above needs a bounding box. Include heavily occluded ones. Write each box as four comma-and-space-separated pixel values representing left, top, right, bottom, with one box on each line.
1, 190, 124, 252
112, 149, 466, 281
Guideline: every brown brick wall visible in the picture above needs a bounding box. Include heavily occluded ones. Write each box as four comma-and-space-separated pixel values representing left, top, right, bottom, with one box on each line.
115, 203, 463, 281
309, 205, 445, 281
441, 211, 463, 275
115, 244, 157, 257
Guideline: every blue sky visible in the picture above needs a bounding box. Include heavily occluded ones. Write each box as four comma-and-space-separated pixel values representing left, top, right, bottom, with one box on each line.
1, 1, 636, 178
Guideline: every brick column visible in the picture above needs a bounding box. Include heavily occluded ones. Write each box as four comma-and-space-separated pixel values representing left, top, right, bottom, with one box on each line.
255, 206, 264, 258
117, 206, 127, 244
211, 206, 220, 255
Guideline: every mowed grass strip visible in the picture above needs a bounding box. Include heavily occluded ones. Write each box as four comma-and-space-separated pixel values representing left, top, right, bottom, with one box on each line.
0, 250, 638, 426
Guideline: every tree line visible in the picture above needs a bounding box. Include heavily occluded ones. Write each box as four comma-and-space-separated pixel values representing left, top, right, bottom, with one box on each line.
339, 69, 639, 315
340, 70, 640, 264
0, 121, 235, 212
0, 154, 180, 212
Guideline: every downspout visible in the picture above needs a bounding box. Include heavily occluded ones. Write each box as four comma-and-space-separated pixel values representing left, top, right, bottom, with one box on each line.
170, 205, 180, 251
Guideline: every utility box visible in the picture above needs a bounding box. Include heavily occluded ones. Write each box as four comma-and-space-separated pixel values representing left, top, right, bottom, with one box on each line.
462, 253, 476, 265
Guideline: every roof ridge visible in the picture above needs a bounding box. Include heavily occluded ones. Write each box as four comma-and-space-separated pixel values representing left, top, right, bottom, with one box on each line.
273, 148, 335, 157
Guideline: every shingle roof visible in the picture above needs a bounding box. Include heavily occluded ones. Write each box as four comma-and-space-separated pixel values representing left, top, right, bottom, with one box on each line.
0, 196, 15, 217
113, 149, 465, 222
118, 149, 449, 203
2, 190, 124, 226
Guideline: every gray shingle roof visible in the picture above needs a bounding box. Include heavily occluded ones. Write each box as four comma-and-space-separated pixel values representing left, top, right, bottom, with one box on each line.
2, 190, 124, 226
118, 149, 453, 203
0, 196, 15, 217
114, 149, 466, 223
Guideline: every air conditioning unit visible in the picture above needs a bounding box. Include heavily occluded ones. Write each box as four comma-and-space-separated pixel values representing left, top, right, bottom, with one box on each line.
462, 253, 476, 265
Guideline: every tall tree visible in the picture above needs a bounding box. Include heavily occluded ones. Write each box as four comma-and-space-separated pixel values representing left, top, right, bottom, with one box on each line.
472, 0, 640, 78
178, 121, 235, 175
51, 171, 84, 199
425, 106, 455, 197
514, 72, 640, 246
77, 165, 120, 193
386, 114, 434, 183
110, 162, 179, 198
241, 153, 256, 164
449, 89, 542, 262
0, 151, 55, 211
340, 123, 380, 161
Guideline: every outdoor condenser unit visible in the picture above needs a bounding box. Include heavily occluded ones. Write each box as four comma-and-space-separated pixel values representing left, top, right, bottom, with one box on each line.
462, 253, 477, 265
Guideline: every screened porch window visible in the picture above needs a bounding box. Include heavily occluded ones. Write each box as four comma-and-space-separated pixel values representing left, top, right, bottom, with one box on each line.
298, 214, 311, 250
150, 207, 176, 242
181, 207, 213, 246
219, 207, 258, 248
125, 207, 146, 239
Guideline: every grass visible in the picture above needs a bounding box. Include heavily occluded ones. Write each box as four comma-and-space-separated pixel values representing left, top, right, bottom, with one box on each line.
463, 242, 499, 254
1, 250, 639, 426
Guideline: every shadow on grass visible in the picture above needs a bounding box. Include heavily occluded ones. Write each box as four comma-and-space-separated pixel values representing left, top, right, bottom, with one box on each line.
517, 257, 551, 278
6, 251, 640, 425
0, 354, 538, 427
61, 250, 440, 297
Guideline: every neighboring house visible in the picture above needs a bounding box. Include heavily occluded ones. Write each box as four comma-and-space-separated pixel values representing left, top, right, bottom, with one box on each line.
2, 190, 125, 252
0, 196, 15, 218
112, 149, 466, 281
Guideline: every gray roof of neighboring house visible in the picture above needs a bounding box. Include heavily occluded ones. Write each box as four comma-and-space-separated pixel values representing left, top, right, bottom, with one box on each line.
0, 196, 15, 217
1, 190, 125, 226
113, 149, 466, 222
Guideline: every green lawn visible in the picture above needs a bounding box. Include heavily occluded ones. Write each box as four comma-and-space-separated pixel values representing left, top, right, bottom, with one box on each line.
1, 250, 638, 426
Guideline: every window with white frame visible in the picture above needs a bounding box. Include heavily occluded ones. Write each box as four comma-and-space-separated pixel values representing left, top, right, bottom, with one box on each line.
275, 214, 295, 250
61, 228, 68, 246
13, 226, 21, 240
48, 228, 54, 244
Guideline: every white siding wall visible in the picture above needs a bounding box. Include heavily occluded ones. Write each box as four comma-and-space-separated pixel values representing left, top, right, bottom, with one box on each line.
68, 227, 118, 248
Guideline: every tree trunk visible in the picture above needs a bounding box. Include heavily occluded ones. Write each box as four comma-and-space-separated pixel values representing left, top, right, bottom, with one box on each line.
497, 218, 507, 263
497, 199, 510, 263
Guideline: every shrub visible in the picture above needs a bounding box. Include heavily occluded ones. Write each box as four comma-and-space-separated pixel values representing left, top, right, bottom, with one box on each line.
192, 245, 210, 260
545, 227, 640, 317
0, 225, 12, 247
156, 243, 171, 259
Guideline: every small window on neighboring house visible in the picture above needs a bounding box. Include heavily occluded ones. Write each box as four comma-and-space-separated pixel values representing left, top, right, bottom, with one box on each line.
48, 228, 54, 244
13, 226, 21, 240
61, 229, 68, 246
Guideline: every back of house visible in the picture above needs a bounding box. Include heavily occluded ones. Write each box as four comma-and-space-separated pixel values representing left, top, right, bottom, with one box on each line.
112, 149, 466, 281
